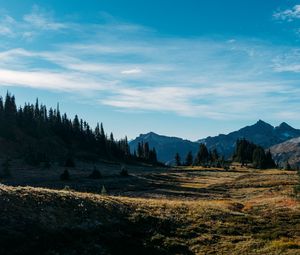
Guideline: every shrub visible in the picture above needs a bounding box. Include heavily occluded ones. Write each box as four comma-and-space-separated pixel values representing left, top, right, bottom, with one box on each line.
120, 166, 129, 177
224, 165, 229, 171
101, 185, 107, 195
89, 167, 102, 179
63, 185, 72, 191
60, 169, 70, 181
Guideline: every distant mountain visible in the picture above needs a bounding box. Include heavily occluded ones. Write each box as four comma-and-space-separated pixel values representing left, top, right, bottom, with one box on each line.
129, 132, 199, 164
130, 120, 300, 163
198, 120, 300, 158
270, 137, 300, 167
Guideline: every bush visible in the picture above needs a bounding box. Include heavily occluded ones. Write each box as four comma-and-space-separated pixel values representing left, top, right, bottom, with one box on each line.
120, 166, 129, 177
89, 168, 102, 179
60, 169, 70, 181
224, 165, 229, 171
63, 185, 72, 191
101, 185, 107, 195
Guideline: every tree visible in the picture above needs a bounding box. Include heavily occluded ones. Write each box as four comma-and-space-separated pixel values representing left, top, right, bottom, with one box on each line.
0, 92, 159, 167
233, 139, 276, 169
89, 167, 102, 179
285, 161, 292, 170
60, 169, 70, 181
194, 143, 209, 165
210, 148, 219, 162
144, 142, 150, 160
149, 148, 158, 164
175, 152, 181, 166
137, 142, 143, 158
252, 146, 267, 169
265, 150, 276, 169
234, 139, 257, 166
120, 165, 129, 176
185, 151, 193, 166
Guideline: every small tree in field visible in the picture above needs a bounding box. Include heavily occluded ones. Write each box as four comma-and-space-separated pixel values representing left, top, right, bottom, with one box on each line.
60, 169, 70, 181
101, 185, 107, 195
120, 165, 129, 177
185, 151, 193, 166
175, 152, 181, 166
285, 161, 292, 171
89, 166, 102, 179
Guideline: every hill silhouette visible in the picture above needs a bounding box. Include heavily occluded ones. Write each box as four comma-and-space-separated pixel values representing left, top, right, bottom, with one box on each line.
0, 92, 155, 166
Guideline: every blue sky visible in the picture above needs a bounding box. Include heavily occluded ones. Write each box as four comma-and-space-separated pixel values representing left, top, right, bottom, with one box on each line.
0, 0, 300, 140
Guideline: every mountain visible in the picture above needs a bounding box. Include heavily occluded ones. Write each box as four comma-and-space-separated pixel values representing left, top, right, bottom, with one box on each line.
130, 120, 300, 163
129, 132, 199, 164
198, 120, 300, 158
270, 137, 300, 167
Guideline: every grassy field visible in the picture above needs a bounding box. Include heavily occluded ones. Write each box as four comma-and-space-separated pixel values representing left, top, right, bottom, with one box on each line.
0, 163, 299, 254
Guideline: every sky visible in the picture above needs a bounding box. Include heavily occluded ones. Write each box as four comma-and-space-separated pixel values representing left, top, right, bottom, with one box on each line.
0, 0, 300, 140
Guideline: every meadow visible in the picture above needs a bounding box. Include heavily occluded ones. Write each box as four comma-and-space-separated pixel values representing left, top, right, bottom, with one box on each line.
0, 163, 299, 254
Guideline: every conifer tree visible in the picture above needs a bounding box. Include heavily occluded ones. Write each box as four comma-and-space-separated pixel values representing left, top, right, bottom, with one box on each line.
185, 151, 193, 166
175, 152, 181, 166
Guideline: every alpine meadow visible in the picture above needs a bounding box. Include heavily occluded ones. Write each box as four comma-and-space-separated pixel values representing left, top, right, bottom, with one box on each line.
0, 1, 299, 255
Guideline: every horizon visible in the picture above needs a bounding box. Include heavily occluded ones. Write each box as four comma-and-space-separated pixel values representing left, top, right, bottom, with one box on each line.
1, 0, 300, 140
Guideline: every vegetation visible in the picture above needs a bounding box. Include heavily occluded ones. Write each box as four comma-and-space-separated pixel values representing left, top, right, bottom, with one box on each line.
0, 165, 299, 255
184, 151, 193, 166
233, 138, 276, 169
0, 92, 159, 166
88, 167, 102, 179
120, 166, 129, 177
60, 169, 70, 181
136, 141, 158, 164
175, 152, 181, 166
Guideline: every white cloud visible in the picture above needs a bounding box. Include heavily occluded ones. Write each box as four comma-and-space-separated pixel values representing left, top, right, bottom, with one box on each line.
0, 68, 116, 91
0, 15, 16, 37
0, 8, 299, 121
121, 68, 142, 74
23, 6, 67, 31
273, 5, 300, 21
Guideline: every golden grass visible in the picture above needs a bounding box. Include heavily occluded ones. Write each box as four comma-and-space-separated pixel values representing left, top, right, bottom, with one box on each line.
0, 166, 299, 254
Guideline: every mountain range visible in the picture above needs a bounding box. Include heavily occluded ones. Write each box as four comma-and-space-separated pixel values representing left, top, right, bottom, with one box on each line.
129, 120, 300, 165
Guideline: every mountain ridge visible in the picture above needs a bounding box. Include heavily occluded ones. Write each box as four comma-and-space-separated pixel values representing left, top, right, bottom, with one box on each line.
129, 120, 300, 163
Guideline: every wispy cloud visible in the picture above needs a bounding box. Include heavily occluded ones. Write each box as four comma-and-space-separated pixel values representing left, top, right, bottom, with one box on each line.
0, 5, 300, 121
273, 5, 300, 22
0, 5, 68, 41
121, 68, 142, 75
23, 5, 67, 31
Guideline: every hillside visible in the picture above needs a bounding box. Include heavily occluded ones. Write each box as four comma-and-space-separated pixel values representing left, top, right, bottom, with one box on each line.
0, 93, 159, 167
0, 166, 299, 255
270, 137, 300, 167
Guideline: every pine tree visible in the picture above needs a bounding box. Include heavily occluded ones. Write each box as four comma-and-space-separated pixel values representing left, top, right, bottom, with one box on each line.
175, 152, 181, 166
185, 151, 193, 166
195, 143, 209, 165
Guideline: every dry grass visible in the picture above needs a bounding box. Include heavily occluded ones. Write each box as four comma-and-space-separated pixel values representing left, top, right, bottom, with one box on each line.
0, 164, 299, 254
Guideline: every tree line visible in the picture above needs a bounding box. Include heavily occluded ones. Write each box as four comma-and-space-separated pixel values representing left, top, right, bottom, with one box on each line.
0, 92, 158, 166
174, 138, 276, 169
174, 144, 224, 167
